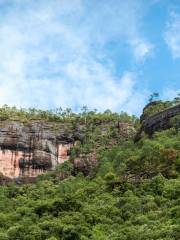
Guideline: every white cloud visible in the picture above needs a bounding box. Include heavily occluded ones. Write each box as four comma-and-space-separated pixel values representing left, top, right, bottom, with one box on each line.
165, 11, 180, 59
0, 0, 152, 114
131, 39, 153, 61
162, 88, 180, 100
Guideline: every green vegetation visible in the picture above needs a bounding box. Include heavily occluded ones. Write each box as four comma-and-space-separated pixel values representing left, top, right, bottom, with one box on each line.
148, 92, 159, 102
143, 94, 180, 119
0, 100, 179, 240
0, 104, 136, 124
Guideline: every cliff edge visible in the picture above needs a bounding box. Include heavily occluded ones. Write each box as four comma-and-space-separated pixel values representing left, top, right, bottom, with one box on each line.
0, 120, 84, 179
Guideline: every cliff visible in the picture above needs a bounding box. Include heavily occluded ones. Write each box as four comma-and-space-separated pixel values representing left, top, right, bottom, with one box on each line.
0, 120, 84, 179
135, 103, 180, 141
0, 118, 134, 179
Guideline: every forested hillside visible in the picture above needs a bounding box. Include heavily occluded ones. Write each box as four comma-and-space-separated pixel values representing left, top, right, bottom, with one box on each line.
0, 99, 179, 240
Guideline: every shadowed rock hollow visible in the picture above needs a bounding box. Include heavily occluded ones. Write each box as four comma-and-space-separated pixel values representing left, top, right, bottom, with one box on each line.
0, 117, 135, 180
0, 121, 83, 178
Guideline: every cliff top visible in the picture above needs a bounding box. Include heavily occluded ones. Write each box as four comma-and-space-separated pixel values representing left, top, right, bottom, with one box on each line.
0, 105, 136, 124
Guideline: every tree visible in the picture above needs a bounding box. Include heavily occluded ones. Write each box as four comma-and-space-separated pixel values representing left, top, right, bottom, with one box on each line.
171, 115, 180, 133
148, 92, 159, 102
173, 93, 180, 105
104, 172, 116, 190
81, 106, 88, 125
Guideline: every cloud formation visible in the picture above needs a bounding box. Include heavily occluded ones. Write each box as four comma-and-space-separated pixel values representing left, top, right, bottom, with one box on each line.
162, 88, 180, 100
0, 0, 154, 115
165, 11, 180, 59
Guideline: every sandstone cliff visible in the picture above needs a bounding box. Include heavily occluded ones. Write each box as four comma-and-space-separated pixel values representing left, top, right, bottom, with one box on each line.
0, 111, 135, 180
135, 103, 180, 142
0, 120, 84, 179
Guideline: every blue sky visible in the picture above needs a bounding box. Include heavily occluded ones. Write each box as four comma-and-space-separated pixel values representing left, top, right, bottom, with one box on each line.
0, 0, 179, 115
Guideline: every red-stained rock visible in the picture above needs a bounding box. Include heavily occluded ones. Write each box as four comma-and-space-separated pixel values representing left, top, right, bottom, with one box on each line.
0, 121, 83, 178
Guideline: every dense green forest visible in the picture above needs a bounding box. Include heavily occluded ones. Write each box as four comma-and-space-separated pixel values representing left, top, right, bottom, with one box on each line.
0, 99, 179, 240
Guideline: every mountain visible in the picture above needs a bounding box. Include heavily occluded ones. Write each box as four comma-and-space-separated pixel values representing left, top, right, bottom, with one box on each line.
0, 120, 83, 179
0, 99, 179, 240
0, 106, 135, 182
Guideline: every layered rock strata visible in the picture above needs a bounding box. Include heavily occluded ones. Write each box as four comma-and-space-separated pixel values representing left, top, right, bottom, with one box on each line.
0, 121, 82, 178
135, 104, 180, 142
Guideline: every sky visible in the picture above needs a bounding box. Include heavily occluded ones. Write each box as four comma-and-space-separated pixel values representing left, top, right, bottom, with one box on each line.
0, 0, 179, 115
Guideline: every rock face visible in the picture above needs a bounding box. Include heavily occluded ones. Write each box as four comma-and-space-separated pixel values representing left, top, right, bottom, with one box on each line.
139, 101, 162, 123
0, 121, 83, 178
135, 104, 180, 142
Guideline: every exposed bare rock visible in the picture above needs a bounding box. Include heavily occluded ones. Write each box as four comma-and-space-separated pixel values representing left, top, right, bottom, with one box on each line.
140, 101, 162, 123
135, 104, 180, 142
0, 118, 134, 180
0, 120, 82, 178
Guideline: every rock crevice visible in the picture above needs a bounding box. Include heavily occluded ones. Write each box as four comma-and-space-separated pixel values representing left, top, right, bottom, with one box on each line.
0, 121, 81, 178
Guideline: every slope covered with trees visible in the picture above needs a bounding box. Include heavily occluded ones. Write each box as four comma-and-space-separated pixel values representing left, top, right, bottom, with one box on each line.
0, 99, 179, 240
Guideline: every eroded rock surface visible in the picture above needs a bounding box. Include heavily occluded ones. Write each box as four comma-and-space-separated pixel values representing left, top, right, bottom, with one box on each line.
135, 104, 180, 142
0, 121, 82, 178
